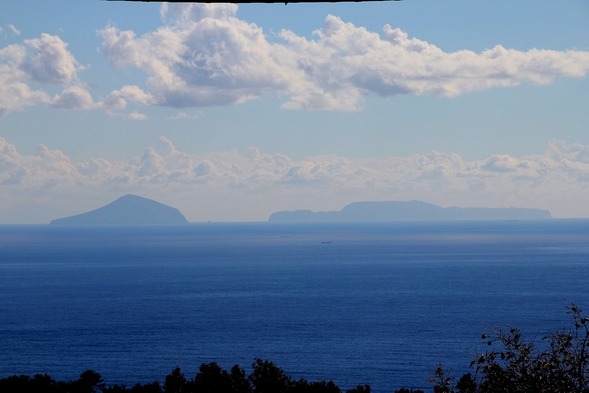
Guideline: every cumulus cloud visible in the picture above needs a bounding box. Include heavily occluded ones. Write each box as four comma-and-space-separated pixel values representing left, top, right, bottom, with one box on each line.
103, 85, 156, 111
0, 76, 50, 117
21, 33, 81, 85
97, 4, 589, 111
0, 32, 154, 116
2, 137, 589, 221
99, 3, 298, 108
161, 2, 239, 23
0, 33, 84, 115
51, 86, 97, 109
1, 44, 50, 115
0, 137, 78, 189
3, 6, 589, 116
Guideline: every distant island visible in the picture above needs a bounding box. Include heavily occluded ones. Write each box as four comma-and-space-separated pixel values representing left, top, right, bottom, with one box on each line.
50, 195, 189, 225
268, 200, 552, 222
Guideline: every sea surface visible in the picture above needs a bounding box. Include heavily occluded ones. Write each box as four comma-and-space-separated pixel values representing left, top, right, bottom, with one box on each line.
1, 220, 588, 391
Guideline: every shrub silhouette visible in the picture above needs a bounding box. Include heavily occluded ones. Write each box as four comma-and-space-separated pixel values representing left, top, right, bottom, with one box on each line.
249, 359, 293, 393
228, 365, 252, 393
103, 360, 363, 393
190, 362, 252, 393
163, 367, 187, 393
432, 302, 589, 393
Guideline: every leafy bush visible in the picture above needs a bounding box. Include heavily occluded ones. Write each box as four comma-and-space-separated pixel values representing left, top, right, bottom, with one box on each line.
432, 302, 589, 393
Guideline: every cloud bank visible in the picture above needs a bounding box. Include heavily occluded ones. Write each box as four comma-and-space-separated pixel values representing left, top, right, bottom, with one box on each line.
99, 3, 589, 111
2, 4, 589, 116
2, 137, 589, 222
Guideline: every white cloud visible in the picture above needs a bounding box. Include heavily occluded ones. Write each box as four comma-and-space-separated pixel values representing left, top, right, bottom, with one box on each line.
0, 44, 51, 115
8, 25, 21, 36
0, 33, 154, 116
161, 3, 239, 23
97, 4, 589, 111
51, 86, 96, 109
21, 33, 81, 85
2, 137, 589, 222
126, 111, 148, 120
0, 78, 50, 116
103, 85, 156, 111
99, 4, 298, 108
0, 138, 78, 189
2, 8, 589, 116
0, 33, 83, 115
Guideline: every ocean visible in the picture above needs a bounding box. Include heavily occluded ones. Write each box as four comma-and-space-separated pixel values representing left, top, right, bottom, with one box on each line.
1, 220, 588, 391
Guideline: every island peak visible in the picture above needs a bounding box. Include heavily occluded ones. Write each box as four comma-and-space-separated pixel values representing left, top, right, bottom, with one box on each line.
50, 195, 189, 225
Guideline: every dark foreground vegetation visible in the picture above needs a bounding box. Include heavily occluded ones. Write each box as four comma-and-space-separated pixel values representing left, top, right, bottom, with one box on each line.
0, 359, 384, 393
431, 302, 589, 393
2, 303, 588, 393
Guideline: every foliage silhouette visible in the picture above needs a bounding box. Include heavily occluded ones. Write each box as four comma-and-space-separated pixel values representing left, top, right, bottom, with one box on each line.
249, 358, 293, 393
0, 360, 376, 393
431, 302, 589, 393
163, 367, 187, 393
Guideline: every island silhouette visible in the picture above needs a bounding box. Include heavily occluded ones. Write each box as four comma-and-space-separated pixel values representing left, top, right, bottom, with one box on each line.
268, 200, 552, 222
50, 195, 189, 225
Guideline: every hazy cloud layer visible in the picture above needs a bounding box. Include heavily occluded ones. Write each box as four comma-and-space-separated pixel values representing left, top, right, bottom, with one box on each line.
99, 4, 589, 111
2, 137, 589, 222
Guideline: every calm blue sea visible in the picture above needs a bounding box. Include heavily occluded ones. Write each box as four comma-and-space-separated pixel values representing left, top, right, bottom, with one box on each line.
1, 220, 589, 392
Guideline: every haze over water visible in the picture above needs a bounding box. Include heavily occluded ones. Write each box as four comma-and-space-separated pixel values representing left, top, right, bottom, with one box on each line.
1, 220, 588, 391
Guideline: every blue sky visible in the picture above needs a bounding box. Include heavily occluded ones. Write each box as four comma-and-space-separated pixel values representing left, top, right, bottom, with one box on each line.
1, 0, 589, 222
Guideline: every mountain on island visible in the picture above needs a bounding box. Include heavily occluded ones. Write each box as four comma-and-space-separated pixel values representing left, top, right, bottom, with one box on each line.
50, 195, 189, 225
268, 200, 552, 222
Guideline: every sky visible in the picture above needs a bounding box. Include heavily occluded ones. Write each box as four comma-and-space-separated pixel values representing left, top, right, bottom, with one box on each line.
1, 0, 589, 223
